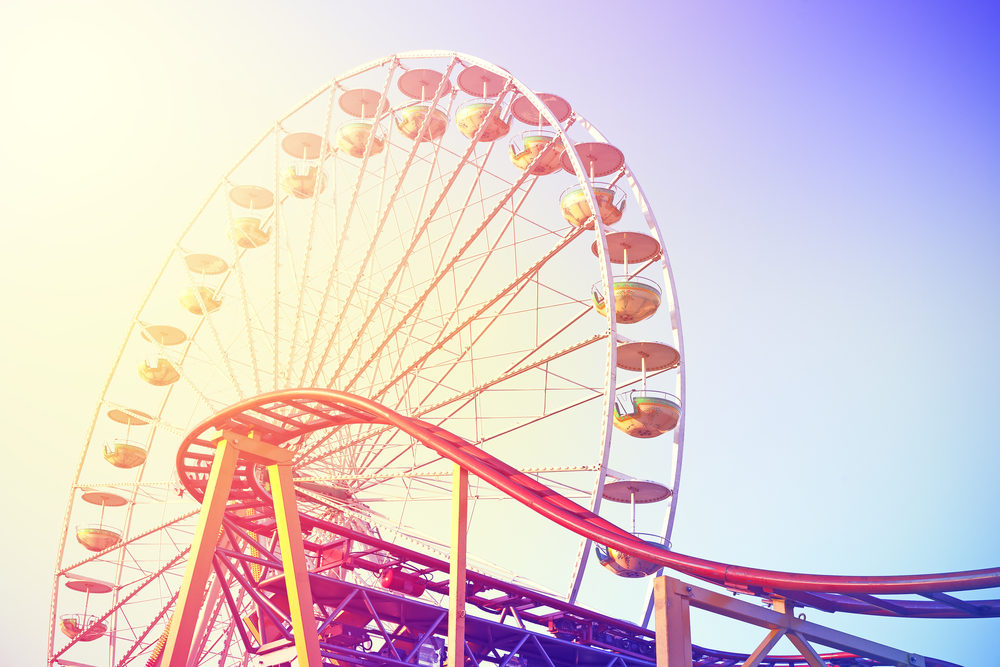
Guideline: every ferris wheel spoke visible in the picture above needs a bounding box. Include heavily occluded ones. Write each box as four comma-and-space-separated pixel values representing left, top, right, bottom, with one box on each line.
351, 437, 425, 484
322, 68, 492, 393
176, 360, 228, 413
181, 337, 252, 411
338, 176, 544, 398
213, 586, 251, 667
304, 58, 457, 387
334, 145, 541, 396
418, 330, 606, 426
475, 369, 668, 449
408, 273, 593, 413
346, 194, 508, 412
372, 225, 584, 403
361, 165, 529, 403
193, 310, 244, 398
537, 365, 604, 394
397, 219, 558, 384
394, 282, 539, 418
282, 87, 338, 385
228, 237, 264, 395
113, 589, 179, 667
190, 561, 246, 665
291, 330, 603, 474
333, 134, 459, 387
351, 429, 415, 477
58, 509, 199, 576
180, 256, 250, 400
294, 136, 397, 387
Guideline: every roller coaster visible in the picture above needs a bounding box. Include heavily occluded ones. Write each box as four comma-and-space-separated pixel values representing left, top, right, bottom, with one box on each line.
164, 389, 999, 667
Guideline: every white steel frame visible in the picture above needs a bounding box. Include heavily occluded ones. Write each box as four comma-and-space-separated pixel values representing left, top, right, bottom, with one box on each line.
49, 51, 687, 667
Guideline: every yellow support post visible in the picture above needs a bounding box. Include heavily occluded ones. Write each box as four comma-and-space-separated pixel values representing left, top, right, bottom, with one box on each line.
269, 461, 323, 667
448, 463, 469, 667
654, 576, 692, 667
163, 438, 240, 667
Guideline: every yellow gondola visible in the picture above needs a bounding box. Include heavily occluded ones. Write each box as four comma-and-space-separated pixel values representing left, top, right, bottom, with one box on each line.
336, 122, 385, 158
228, 216, 270, 248
455, 100, 509, 142
179, 285, 222, 315
559, 183, 626, 227
509, 132, 565, 175
592, 277, 661, 323
103, 439, 148, 468
75, 525, 122, 552
612, 390, 681, 438
60, 615, 107, 642
594, 535, 666, 578
138, 358, 180, 386
280, 165, 325, 199
396, 103, 448, 142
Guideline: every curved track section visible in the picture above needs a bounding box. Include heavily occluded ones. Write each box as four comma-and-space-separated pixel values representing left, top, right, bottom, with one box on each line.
178, 388, 1000, 619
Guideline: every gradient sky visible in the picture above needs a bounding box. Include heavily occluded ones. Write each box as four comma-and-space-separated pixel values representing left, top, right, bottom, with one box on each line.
1, 1, 998, 665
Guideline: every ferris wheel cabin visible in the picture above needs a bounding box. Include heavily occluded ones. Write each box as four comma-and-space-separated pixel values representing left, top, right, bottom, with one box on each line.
508, 93, 571, 175
595, 480, 673, 578
395, 69, 452, 142
280, 132, 327, 199
227, 185, 274, 248
60, 567, 114, 642
336, 88, 387, 158
611, 341, 682, 438
454, 65, 511, 142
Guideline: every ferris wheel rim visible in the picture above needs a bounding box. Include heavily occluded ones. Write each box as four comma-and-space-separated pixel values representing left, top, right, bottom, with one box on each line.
49, 50, 686, 666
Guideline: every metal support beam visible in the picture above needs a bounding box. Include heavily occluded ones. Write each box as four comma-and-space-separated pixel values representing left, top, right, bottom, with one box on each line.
742, 628, 785, 667
448, 463, 469, 667
269, 461, 323, 667
769, 600, 823, 667
186, 564, 226, 667
165, 431, 319, 667
922, 591, 985, 616
653, 576, 692, 667
163, 438, 240, 667
672, 580, 927, 667
785, 632, 828, 667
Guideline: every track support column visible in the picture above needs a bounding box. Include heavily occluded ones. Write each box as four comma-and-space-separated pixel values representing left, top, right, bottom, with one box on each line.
269, 461, 323, 667
163, 438, 240, 667
165, 431, 319, 666
448, 463, 469, 667
654, 576, 692, 667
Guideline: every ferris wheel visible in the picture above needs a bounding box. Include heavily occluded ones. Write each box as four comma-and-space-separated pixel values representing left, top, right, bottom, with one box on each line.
48, 51, 687, 667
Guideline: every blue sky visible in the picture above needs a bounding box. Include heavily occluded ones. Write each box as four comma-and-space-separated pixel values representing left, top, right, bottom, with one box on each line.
1, 1, 998, 665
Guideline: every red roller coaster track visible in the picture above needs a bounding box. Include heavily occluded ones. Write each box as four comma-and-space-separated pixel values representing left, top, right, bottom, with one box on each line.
176, 388, 1000, 622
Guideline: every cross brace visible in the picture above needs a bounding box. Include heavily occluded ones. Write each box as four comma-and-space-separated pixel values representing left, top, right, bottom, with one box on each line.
654, 576, 928, 667
162, 431, 321, 667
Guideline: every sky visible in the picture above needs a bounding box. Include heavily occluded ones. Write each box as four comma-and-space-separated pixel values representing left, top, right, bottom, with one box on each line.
1, 1, 999, 665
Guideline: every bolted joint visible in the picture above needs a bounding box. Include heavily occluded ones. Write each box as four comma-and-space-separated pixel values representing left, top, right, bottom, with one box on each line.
215, 429, 294, 466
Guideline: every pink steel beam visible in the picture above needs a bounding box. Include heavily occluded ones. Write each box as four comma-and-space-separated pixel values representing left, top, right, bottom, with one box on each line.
177, 389, 1000, 601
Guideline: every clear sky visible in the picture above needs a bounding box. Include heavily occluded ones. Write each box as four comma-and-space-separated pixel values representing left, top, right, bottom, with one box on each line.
1, 1, 998, 665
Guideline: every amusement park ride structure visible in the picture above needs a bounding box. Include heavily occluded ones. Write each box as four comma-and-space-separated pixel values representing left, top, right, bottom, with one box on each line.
49, 51, 999, 667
